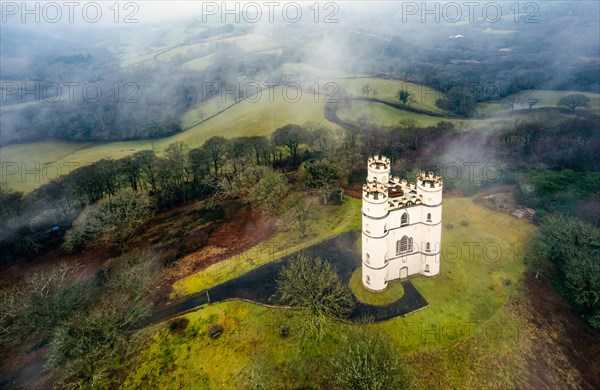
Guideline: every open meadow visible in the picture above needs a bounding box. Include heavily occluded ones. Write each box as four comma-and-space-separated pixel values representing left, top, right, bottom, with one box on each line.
123, 196, 536, 388
1, 86, 337, 193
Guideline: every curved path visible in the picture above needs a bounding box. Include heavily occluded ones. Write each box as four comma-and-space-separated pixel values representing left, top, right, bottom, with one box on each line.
146, 231, 428, 326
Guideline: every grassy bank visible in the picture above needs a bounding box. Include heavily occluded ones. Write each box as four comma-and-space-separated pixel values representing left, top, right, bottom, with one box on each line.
125, 196, 535, 388
170, 197, 362, 299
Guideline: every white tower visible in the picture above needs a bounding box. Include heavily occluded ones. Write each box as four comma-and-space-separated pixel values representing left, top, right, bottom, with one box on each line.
361, 156, 443, 292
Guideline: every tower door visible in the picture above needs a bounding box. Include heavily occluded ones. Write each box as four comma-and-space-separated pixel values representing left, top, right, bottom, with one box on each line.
400, 267, 408, 279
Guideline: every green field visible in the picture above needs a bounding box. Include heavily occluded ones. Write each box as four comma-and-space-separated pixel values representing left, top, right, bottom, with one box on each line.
156, 42, 213, 62
208, 33, 281, 53
5, 74, 591, 194
281, 62, 360, 80
120, 47, 172, 67
335, 78, 449, 114
0, 87, 337, 193
349, 268, 404, 306
122, 31, 272, 67
337, 100, 448, 127
157, 27, 208, 47
478, 89, 600, 116
181, 54, 215, 71
124, 197, 535, 388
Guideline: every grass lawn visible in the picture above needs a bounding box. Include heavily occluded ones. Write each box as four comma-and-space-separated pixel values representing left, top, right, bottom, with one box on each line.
336, 78, 449, 115
156, 42, 213, 62
123, 301, 328, 389
380, 197, 534, 348
349, 268, 404, 306
478, 90, 600, 116
124, 196, 536, 388
120, 46, 171, 67
212, 33, 281, 53
181, 54, 216, 72
338, 100, 450, 128
170, 197, 362, 299
281, 62, 359, 80
179, 93, 238, 129
0, 86, 337, 194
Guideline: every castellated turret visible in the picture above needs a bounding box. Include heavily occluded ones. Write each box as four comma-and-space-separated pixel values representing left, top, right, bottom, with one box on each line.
362, 156, 443, 292
367, 155, 391, 184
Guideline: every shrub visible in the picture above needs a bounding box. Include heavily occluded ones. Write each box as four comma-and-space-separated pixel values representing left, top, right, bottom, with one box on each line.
328, 327, 414, 390
276, 255, 354, 319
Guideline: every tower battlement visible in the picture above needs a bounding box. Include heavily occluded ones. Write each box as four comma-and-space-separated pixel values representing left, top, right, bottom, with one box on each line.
362, 182, 388, 201
417, 171, 443, 189
368, 155, 391, 171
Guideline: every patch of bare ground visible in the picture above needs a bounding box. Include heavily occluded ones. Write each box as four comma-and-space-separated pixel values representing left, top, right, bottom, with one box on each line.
157, 205, 276, 300
0, 243, 119, 292
0, 199, 277, 388
343, 183, 363, 199
520, 272, 600, 389
474, 185, 536, 223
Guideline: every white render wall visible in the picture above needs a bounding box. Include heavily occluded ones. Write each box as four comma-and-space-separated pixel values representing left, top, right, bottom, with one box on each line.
362, 163, 443, 292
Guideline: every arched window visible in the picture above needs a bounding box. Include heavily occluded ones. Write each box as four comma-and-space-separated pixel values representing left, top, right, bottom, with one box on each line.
365, 224, 370, 234
427, 213, 432, 222
397, 236, 412, 254
365, 275, 370, 285
365, 253, 370, 264
401, 212, 409, 226
384, 223, 388, 233
426, 242, 431, 252
425, 264, 430, 273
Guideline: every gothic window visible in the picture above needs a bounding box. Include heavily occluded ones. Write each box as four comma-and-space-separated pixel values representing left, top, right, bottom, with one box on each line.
427, 213, 432, 222
426, 242, 431, 252
397, 236, 413, 254
425, 264, 430, 273
401, 212, 409, 226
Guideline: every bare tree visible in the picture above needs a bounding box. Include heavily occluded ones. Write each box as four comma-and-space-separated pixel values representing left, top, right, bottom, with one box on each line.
271, 124, 308, 161
557, 94, 590, 111
328, 327, 414, 390
203, 136, 229, 175
276, 255, 354, 338
63, 189, 153, 252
